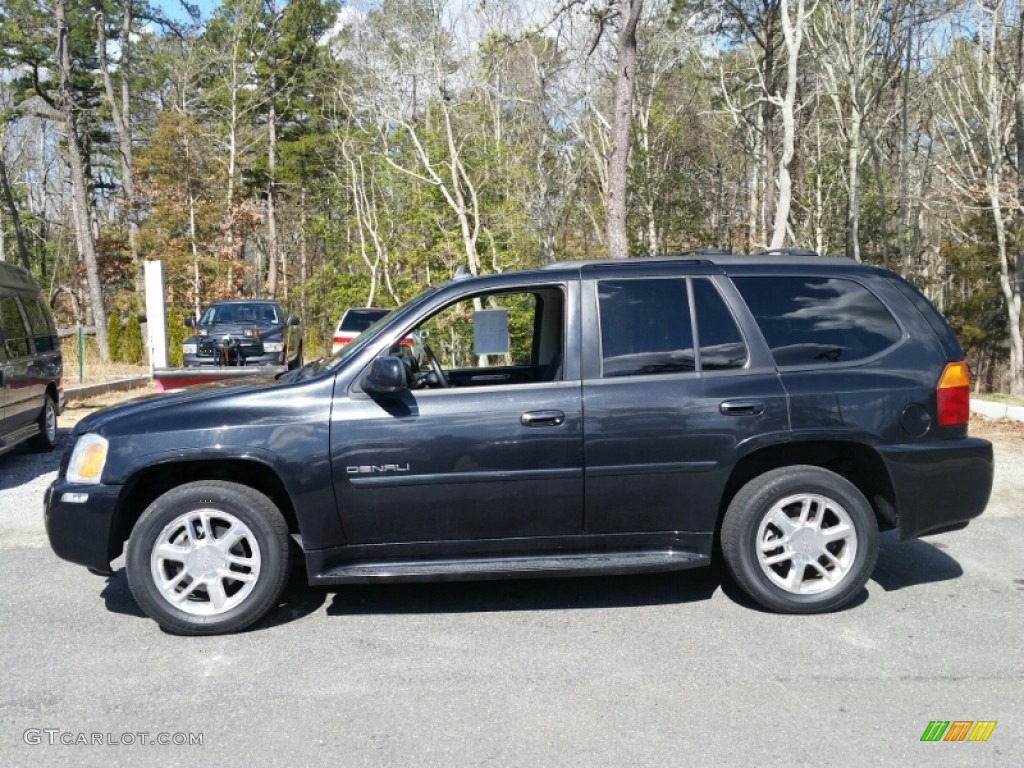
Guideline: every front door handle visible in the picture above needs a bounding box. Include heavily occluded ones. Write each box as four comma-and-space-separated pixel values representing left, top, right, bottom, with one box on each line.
720, 399, 765, 416
521, 410, 565, 427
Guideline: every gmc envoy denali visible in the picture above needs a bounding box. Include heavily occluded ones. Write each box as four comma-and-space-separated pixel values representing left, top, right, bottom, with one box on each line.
45, 253, 993, 635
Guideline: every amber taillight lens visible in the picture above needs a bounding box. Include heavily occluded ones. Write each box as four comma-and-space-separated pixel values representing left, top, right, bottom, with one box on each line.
936, 361, 970, 427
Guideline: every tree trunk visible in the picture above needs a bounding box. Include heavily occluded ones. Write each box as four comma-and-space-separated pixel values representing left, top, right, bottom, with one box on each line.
870, 143, 889, 269
95, 1, 138, 277
1015, 5, 1024, 351
769, 0, 807, 251
605, 0, 644, 259
0, 146, 31, 271
846, 109, 862, 262
299, 187, 308, 319
266, 0, 279, 298
57, 0, 109, 360
266, 93, 278, 297
897, 16, 913, 277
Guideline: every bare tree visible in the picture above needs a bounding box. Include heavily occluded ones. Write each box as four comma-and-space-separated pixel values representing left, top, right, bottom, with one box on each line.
936, 0, 1022, 393
54, 0, 109, 358
0, 121, 32, 270
768, 0, 815, 249
94, 0, 139, 279
813, 0, 903, 262
604, 0, 644, 257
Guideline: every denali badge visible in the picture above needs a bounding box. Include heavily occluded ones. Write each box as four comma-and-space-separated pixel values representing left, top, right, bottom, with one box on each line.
346, 464, 411, 475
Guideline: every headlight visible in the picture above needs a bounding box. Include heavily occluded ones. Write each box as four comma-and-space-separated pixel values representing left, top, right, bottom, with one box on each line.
67, 434, 109, 485
263, 342, 284, 352
182, 343, 198, 354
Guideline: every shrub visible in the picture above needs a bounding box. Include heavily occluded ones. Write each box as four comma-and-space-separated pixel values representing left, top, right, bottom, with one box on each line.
122, 314, 145, 365
167, 308, 189, 367
106, 313, 123, 362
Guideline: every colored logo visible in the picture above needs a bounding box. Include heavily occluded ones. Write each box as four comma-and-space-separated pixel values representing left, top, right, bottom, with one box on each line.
920, 721, 997, 742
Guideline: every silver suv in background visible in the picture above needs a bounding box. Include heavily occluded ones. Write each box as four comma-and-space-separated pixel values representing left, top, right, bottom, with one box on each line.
332, 307, 391, 353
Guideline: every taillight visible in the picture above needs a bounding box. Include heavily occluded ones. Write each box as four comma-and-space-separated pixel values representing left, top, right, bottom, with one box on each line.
936, 361, 970, 427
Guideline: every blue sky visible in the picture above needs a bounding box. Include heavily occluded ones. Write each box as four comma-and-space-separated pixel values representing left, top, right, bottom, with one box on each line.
153, 0, 219, 25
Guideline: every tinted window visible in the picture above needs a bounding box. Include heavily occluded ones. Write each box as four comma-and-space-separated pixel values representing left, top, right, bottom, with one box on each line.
693, 279, 747, 370
733, 276, 903, 366
598, 279, 694, 377
24, 298, 58, 352
340, 309, 390, 332
1, 296, 32, 358
200, 303, 278, 325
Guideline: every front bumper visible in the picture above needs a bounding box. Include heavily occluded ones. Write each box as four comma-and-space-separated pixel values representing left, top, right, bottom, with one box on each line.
45, 481, 123, 572
183, 351, 285, 367
877, 437, 993, 541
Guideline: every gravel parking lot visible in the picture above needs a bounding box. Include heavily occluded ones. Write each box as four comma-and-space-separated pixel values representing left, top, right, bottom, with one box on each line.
0, 407, 1021, 767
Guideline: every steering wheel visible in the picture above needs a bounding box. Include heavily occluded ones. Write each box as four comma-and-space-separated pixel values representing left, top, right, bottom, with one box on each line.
421, 343, 450, 388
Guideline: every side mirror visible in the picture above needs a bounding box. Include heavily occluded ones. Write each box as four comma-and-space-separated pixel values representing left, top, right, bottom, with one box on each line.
185, 317, 195, 329
362, 356, 408, 395
288, 315, 300, 326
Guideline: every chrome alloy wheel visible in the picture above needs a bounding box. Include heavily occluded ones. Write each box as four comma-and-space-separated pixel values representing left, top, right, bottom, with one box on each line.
756, 493, 858, 595
44, 400, 57, 443
150, 509, 262, 616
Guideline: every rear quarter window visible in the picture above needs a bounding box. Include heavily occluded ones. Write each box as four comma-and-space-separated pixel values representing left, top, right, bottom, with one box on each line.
732, 276, 903, 367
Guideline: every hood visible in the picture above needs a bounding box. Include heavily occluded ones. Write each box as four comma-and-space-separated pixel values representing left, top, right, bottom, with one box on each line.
73, 375, 283, 436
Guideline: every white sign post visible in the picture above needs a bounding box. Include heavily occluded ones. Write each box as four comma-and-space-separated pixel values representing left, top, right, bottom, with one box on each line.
144, 260, 168, 370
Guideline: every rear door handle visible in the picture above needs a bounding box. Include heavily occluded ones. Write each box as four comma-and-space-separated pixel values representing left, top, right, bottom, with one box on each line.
720, 399, 765, 416
521, 410, 565, 427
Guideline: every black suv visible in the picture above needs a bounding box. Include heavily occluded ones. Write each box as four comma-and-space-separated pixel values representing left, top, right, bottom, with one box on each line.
45, 254, 993, 634
1, 261, 62, 457
182, 300, 302, 369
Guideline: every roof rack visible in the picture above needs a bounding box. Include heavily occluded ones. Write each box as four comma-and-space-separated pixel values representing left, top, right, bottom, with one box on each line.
754, 248, 820, 257
676, 248, 733, 257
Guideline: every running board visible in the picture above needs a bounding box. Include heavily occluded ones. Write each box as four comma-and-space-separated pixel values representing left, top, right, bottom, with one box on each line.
310, 550, 709, 585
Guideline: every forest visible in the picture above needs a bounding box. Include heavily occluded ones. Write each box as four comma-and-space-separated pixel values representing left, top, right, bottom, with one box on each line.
1, 0, 1023, 392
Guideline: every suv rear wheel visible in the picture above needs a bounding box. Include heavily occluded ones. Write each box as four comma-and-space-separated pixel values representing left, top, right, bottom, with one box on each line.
27, 394, 57, 451
721, 466, 879, 613
126, 481, 291, 635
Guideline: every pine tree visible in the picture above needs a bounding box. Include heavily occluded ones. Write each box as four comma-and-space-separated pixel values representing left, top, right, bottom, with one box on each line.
122, 314, 145, 365
106, 313, 123, 362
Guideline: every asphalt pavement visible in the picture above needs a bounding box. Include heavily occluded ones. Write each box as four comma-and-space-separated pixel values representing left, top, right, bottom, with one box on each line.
0, 425, 1021, 767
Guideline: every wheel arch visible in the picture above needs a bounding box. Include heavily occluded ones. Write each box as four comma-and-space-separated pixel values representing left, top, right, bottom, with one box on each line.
716, 439, 898, 542
110, 458, 299, 561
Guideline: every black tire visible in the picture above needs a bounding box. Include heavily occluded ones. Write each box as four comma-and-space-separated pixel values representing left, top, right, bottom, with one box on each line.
126, 481, 291, 635
28, 394, 58, 451
720, 465, 879, 614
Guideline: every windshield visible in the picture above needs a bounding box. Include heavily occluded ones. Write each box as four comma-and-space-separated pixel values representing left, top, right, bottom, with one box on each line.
200, 303, 279, 325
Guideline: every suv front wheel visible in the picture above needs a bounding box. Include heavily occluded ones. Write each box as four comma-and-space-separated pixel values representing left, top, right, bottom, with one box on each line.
126, 481, 291, 635
721, 466, 879, 614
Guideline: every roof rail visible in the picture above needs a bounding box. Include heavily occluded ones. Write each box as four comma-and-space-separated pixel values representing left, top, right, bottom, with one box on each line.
754, 248, 820, 257
676, 248, 732, 257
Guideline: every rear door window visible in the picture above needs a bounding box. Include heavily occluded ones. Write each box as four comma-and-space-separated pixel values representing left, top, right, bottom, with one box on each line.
23, 298, 58, 352
598, 278, 694, 377
733, 276, 903, 367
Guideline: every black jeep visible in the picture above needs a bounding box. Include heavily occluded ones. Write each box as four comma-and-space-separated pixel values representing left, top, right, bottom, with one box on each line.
46, 253, 992, 634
